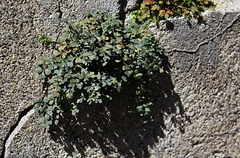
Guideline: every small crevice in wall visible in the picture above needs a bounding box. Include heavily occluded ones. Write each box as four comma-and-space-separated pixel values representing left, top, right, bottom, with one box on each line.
118, 0, 128, 23
0, 104, 35, 158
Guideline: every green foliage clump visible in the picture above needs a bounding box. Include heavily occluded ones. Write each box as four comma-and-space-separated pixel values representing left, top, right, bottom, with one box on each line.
131, 0, 215, 23
35, 12, 163, 129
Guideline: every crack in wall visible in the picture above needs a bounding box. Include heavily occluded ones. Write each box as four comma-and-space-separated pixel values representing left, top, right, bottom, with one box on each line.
0, 1, 64, 157
1, 0, 238, 156
166, 13, 240, 53
118, 0, 128, 23
0, 104, 35, 158
0, 2, 127, 157
55, 0, 63, 41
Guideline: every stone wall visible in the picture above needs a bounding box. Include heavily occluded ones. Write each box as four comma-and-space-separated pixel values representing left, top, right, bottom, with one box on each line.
149, 11, 240, 157
0, 0, 239, 157
0, 0, 120, 157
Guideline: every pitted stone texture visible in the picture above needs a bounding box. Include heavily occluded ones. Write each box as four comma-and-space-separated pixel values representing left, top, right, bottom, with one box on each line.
6, 113, 69, 158
0, 0, 42, 154
212, 0, 240, 12
61, 0, 119, 20
125, 0, 137, 11
150, 12, 239, 52
1, 0, 240, 157
0, 0, 119, 155
5, 71, 186, 157
7, 112, 118, 158
5, 11, 240, 157
148, 12, 240, 157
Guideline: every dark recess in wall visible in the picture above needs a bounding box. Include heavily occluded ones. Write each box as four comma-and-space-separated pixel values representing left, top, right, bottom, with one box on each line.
118, 0, 128, 23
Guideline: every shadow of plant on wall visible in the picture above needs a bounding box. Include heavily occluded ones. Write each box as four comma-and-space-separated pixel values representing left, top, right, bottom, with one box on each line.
48, 53, 191, 157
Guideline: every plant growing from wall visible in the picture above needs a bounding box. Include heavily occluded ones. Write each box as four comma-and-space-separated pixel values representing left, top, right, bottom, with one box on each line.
35, 12, 163, 129
131, 0, 215, 23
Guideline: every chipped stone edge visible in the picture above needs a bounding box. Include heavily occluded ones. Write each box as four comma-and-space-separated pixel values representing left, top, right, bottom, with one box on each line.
4, 109, 35, 158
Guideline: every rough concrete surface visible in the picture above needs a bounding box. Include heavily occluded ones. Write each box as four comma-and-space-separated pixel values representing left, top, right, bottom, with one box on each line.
211, 0, 240, 12
0, 0, 119, 156
149, 11, 240, 157
0, 0, 240, 157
